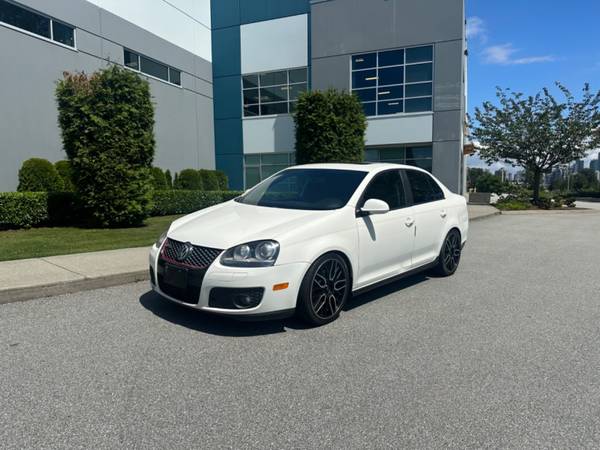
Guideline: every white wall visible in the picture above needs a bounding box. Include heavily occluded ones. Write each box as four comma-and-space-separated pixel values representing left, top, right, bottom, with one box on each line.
240, 14, 308, 74
86, 0, 212, 61
243, 116, 296, 154
365, 114, 433, 146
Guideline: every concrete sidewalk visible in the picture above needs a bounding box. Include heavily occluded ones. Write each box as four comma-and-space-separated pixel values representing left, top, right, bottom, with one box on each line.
0, 205, 500, 305
0, 247, 149, 304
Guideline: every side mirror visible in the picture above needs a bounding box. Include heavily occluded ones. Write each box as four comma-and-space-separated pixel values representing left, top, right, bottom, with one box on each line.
360, 198, 390, 216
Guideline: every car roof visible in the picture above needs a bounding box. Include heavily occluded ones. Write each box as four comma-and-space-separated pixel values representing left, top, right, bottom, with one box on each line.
290, 162, 420, 173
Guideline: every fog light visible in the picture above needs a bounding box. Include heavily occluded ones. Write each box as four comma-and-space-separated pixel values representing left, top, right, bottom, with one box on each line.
233, 294, 258, 309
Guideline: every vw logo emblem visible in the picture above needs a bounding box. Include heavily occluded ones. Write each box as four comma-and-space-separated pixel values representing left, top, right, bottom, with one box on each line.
176, 242, 194, 262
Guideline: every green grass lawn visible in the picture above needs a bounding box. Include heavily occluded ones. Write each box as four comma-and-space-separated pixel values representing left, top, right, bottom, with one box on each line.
0, 215, 181, 262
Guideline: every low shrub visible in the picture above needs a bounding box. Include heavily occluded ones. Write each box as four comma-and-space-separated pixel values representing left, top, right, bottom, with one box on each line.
215, 171, 228, 190
0, 192, 50, 229
17, 158, 64, 192
151, 190, 241, 216
0, 190, 242, 229
495, 199, 531, 211
198, 169, 220, 191
174, 169, 202, 190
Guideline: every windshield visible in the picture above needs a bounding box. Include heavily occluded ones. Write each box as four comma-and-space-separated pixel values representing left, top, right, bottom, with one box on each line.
236, 168, 368, 211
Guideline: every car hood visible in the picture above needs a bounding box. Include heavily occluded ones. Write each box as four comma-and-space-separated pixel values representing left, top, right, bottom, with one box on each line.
167, 200, 333, 250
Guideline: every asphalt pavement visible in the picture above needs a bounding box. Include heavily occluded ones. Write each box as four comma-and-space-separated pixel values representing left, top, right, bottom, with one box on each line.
1, 210, 599, 449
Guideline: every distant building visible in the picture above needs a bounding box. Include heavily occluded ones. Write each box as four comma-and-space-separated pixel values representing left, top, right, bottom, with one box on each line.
572, 159, 585, 173
494, 168, 508, 182
591, 158, 600, 172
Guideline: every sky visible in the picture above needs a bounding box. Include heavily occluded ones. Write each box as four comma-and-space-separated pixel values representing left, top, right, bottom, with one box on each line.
466, 0, 600, 170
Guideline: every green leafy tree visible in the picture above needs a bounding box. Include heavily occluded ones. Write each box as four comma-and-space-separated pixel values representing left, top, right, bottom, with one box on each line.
294, 89, 367, 164
150, 167, 167, 190
17, 158, 64, 192
474, 172, 506, 193
198, 169, 220, 190
572, 168, 599, 191
164, 169, 173, 189
56, 66, 155, 227
54, 160, 75, 192
467, 168, 487, 190
472, 83, 600, 204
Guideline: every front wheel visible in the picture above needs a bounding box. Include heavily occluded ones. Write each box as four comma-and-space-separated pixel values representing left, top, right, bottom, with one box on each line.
297, 253, 351, 326
432, 229, 462, 277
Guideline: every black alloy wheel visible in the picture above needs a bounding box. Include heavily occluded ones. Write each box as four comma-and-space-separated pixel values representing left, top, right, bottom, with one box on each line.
433, 229, 462, 276
298, 253, 350, 325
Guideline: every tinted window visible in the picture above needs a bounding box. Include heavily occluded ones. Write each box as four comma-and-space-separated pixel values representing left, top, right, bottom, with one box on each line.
405, 170, 444, 205
362, 171, 406, 210
243, 74, 259, 89
140, 56, 169, 81
405, 97, 432, 113
406, 63, 433, 83
52, 21, 74, 46
124, 50, 139, 70
406, 46, 433, 64
352, 53, 376, 70
260, 102, 288, 115
378, 100, 403, 115
169, 68, 181, 86
238, 169, 368, 210
260, 70, 287, 87
0, 0, 50, 38
352, 69, 377, 89
289, 68, 307, 83
378, 66, 404, 86
379, 49, 404, 67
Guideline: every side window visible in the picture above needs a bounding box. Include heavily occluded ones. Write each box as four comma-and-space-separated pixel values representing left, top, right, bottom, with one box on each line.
361, 171, 407, 210
405, 170, 445, 205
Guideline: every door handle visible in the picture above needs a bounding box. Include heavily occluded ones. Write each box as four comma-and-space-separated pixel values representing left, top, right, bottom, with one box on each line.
405, 217, 415, 227
440, 210, 447, 218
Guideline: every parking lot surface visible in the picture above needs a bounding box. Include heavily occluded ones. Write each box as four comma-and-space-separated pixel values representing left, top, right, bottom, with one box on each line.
1, 211, 599, 448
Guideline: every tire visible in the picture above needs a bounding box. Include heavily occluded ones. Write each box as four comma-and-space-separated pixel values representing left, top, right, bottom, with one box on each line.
432, 229, 462, 277
297, 253, 351, 326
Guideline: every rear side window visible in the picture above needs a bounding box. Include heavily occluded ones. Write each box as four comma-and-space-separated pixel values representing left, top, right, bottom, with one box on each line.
361, 170, 407, 210
404, 170, 444, 205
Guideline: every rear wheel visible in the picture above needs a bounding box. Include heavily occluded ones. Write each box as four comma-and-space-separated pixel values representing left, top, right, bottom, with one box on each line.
432, 229, 462, 276
297, 253, 350, 326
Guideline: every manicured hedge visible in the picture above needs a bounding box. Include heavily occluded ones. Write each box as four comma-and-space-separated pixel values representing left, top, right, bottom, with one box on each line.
151, 190, 241, 216
0, 190, 241, 230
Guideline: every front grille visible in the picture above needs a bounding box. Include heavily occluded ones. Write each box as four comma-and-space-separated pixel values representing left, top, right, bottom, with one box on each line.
161, 238, 222, 269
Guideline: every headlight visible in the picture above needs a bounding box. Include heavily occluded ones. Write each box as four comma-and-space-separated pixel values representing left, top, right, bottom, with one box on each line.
155, 231, 168, 249
221, 240, 280, 267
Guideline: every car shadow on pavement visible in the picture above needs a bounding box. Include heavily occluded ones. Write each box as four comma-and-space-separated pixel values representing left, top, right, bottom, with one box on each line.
139, 273, 430, 336
139, 291, 311, 336
345, 272, 430, 311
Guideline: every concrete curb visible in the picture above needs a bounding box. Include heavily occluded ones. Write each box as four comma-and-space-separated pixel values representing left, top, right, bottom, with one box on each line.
469, 210, 502, 222
0, 270, 148, 305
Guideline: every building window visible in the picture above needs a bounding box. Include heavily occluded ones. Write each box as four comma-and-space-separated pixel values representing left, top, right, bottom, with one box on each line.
242, 68, 308, 117
123, 48, 181, 86
365, 145, 433, 173
351, 45, 433, 117
244, 152, 296, 188
0, 0, 75, 48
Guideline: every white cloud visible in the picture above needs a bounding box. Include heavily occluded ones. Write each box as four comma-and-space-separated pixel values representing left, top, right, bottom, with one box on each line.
466, 17, 487, 43
482, 43, 555, 65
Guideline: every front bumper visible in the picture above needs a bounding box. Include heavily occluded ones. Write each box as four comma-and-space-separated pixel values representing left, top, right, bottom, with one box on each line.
149, 244, 308, 317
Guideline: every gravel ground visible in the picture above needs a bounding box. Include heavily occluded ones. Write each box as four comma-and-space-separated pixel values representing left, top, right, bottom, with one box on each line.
1, 211, 599, 449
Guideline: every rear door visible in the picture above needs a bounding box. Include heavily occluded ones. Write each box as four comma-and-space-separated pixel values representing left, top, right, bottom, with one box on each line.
403, 169, 447, 268
355, 170, 415, 287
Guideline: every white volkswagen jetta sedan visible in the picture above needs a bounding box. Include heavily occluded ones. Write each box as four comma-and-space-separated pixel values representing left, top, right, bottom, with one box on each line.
149, 163, 468, 326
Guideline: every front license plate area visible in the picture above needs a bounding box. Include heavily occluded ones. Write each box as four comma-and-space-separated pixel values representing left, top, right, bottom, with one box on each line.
164, 264, 188, 289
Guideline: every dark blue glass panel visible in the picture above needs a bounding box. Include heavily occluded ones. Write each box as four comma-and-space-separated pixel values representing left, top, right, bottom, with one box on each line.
352, 69, 377, 88
405, 63, 433, 83
406, 45, 433, 64
353, 89, 376, 102
378, 66, 404, 86
378, 85, 403, 100
361, 102, 376, 116
378, 49, 404, 67
406, 146, 432, 159
405, 82, 432, 98
405, 97, 432, 113
378, 100, 404, 115
352, 53, 376, 70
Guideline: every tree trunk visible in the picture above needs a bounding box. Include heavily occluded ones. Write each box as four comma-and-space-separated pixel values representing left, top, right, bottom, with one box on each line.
532, 169, 542, 204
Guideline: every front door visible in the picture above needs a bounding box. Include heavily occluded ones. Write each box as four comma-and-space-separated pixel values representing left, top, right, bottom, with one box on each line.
355, 170, 415, 288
